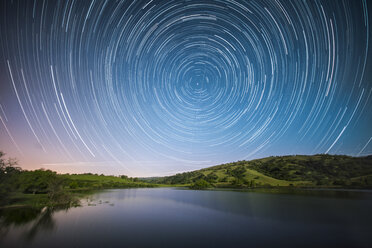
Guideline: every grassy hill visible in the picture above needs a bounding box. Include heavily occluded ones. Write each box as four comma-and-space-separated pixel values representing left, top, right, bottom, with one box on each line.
64, 173, 154, 190
147, 154, 372, 188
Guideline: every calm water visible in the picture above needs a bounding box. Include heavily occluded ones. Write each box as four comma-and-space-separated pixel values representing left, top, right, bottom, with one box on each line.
1, 188, 372, 248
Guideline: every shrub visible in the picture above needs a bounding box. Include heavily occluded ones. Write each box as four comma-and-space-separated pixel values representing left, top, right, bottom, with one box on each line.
189, 179, 211, 190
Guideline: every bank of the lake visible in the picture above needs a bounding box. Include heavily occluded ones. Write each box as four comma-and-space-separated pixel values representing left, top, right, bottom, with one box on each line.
0, 163, 158, 209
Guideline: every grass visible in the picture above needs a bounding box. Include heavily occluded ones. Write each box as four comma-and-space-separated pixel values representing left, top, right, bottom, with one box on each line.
198, 166, 311, 187
64, 173, 157, 190
66, 174, 128, 182
1, 192, 82, 210
1, 193, 50, 209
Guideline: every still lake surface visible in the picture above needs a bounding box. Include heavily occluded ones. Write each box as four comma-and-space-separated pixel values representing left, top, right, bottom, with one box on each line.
1, 188, 372, 248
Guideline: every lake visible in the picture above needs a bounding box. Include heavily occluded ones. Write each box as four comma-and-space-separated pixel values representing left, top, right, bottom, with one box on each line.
1, 188, 372, 248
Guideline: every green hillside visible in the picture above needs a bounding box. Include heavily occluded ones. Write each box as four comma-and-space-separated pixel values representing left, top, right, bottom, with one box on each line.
147, 154, 372, 188
64, 173, 153, 189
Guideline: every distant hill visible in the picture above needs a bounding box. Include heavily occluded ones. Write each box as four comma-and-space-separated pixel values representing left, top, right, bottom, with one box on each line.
146, 155, 372, 188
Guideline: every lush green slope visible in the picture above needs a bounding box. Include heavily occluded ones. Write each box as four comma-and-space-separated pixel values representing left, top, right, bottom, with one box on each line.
249, 155, 372, 186
147, 155, 372, 188
65, 173, 153, 190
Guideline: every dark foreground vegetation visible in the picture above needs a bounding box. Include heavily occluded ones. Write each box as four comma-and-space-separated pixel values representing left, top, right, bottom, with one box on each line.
0, 151, 154, 209
146, 154, 372, 189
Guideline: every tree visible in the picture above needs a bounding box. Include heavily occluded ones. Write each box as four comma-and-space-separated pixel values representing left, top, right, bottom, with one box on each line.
0, 151, 21, 204
189, 179, 211, 190
206, 173, 218, 183
20, 169, 67, 197
0, 151, 20, 175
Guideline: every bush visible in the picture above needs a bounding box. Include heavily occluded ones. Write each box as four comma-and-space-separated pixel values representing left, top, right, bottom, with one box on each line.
189, 179, 211, 190
69, 181, 79, 189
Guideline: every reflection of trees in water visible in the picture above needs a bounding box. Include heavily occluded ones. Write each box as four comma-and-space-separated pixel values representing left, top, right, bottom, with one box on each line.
0, 207, 39, 239
0, 205, 70, 241
24, 207, 56, 240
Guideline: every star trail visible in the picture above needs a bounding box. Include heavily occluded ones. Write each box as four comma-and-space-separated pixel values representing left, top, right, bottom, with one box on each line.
0, 0, 371, 176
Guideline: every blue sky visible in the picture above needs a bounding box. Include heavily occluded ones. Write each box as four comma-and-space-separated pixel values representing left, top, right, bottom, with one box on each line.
0, 0, 371, 176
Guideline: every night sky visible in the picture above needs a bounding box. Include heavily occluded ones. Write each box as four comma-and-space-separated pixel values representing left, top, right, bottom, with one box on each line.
0, 0, 371, 176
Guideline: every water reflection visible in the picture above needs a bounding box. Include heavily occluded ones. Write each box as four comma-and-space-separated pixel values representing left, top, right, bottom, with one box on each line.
1, 188, 372, 248
0, 205, 67, 241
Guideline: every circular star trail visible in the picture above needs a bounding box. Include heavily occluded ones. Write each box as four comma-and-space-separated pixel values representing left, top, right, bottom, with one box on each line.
0, 0, 371, 176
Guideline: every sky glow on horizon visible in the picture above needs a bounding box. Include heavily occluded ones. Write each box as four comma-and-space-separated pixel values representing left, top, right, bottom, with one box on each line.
0, 0, 371, 176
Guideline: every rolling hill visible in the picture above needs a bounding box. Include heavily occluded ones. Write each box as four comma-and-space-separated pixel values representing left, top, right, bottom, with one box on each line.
146, 154, 372, 188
